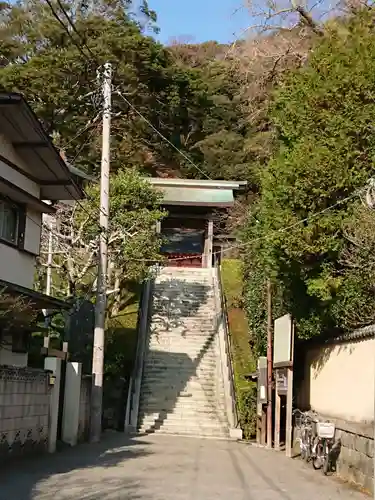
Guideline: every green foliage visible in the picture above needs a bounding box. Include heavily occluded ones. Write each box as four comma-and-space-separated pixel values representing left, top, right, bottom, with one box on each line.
105, 289, 140, 378
0, 1, 251, 181
83, 169, 165, 284
242, 11, 375, 349
221, 259, 256, 439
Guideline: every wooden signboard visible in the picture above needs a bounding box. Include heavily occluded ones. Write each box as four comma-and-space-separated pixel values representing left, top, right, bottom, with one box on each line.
273, 315, 294, 457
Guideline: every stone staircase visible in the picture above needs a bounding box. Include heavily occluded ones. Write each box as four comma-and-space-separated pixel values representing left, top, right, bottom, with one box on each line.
137, 267, 231, 438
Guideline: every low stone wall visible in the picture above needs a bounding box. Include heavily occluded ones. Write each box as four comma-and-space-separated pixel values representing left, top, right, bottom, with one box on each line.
333, 417, 373, 493
78, 375, 91, 442
0, 366, 51, 461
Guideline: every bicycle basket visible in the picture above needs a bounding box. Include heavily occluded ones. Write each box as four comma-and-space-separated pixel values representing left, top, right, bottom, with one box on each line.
317, 421, 335, 439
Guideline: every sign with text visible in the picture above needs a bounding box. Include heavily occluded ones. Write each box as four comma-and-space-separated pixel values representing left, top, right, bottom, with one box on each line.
276, 368, 288, 395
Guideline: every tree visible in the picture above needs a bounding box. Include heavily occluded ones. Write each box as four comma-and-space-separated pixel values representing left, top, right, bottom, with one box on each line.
242, 9, 375, 349
38, 169, 165, 317
0, 0, 256, 182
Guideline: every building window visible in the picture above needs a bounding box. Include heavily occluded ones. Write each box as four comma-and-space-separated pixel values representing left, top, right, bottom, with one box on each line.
0, 199, 19, 244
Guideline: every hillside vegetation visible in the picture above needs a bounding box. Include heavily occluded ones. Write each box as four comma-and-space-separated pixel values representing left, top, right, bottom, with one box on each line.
1, 1, 375, 357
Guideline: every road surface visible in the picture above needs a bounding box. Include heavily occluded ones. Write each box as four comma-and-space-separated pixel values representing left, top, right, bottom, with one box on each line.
0, 433, 368, 499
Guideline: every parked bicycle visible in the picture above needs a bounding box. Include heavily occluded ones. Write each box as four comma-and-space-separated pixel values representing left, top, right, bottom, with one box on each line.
293, 408, 317, 462
311, 420, 336, 475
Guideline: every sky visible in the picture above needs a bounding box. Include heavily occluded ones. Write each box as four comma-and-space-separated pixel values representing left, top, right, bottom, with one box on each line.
148, 0, 250, 45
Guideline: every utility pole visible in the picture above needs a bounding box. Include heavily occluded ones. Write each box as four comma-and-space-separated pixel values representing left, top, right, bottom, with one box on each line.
43, 218, 53, 330
46, 223, 53, 296
266, 279, 273, 448
90, 62, 112, 443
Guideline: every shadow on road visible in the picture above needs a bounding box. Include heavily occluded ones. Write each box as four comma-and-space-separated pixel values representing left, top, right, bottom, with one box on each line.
0, 432, 152, 500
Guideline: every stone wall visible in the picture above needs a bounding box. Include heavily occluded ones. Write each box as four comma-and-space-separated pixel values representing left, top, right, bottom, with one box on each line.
334, 418, 373, 493
0, 366, 50, 462
78, 375, 91, 442
292, 416, 374, 493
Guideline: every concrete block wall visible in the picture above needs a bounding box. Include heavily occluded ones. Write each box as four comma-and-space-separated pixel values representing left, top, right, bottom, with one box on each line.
78, 375, 91, 442
0, 366, 50, 462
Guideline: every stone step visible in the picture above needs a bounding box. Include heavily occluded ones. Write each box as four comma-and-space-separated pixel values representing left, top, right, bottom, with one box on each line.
139, 402, 227, 414
144, 360, 218, 370
146, 349, 218, 356
146, 348, 219, 357
150, 316, 216, 322
138, 425, 229, 438
149, 334, 219, 341
147, 344, 219, 352
139, 419, 228, 431
155, 277, 212, 281
142, 373, 218, 383
145, 352, 219, 359
139, 415, 227, 428
149, 333, 218, 340
155, 273, 212, 279
145, 356, 218, 363
143, 367, 219, 376
147, 343, 219, 351
140, 387, 225, 396
138, 414, 228, 425
150, 325, 217, 332
139, 406, 227, 417
138, 404, 227, 416
149, 333, 219, 340
139, 390, 225, 402
150, 317, 216, 324
141, 382, 220, 394
144, 360, 218, 367
141, 378, 220, 387
154, 282, 212, 288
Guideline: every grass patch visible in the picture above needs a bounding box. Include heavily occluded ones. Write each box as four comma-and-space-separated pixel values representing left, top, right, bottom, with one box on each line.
221, 258, 257, 439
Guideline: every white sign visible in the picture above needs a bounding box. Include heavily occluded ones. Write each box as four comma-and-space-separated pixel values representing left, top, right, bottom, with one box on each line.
273, 314, 293, 367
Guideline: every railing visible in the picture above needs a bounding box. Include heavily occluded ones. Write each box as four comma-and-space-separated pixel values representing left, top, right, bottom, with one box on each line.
216, 265, 240, 429
124, 276, 154, 433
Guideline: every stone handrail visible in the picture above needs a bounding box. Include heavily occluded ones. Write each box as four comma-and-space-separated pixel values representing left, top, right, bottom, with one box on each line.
213, 266, 242, 439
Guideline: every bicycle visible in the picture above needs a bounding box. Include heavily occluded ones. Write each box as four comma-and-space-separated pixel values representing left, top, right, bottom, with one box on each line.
293, 409, 316, 462
311, 420, 336, 474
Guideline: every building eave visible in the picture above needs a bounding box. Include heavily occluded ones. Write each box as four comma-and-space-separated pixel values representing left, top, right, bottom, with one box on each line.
0, 92, 84, 200
0, 279, 71, 310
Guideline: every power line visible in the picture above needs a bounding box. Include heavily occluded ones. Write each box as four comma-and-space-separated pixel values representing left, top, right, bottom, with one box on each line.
123, 187, 363, 263
44, 1, 212, 181
115, 90, 212, 180
45, 0, 90, 61
41, 1, 363, 265
63, 111, 101, 149
55, 0, 98, 61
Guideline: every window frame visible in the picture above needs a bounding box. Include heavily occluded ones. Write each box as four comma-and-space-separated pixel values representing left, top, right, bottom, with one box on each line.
0, 196, 26, 250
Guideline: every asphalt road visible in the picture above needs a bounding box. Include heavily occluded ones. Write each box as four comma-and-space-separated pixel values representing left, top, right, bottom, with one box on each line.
0, 433, 369, 500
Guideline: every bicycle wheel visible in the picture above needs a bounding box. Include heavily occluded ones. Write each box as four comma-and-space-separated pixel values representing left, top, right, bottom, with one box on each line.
313, 442, 324, 470
305, 434, 311, 462
323, 454, 330, 475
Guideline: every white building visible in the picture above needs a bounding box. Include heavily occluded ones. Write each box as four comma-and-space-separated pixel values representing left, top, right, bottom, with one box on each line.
0, 92, 85, 366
